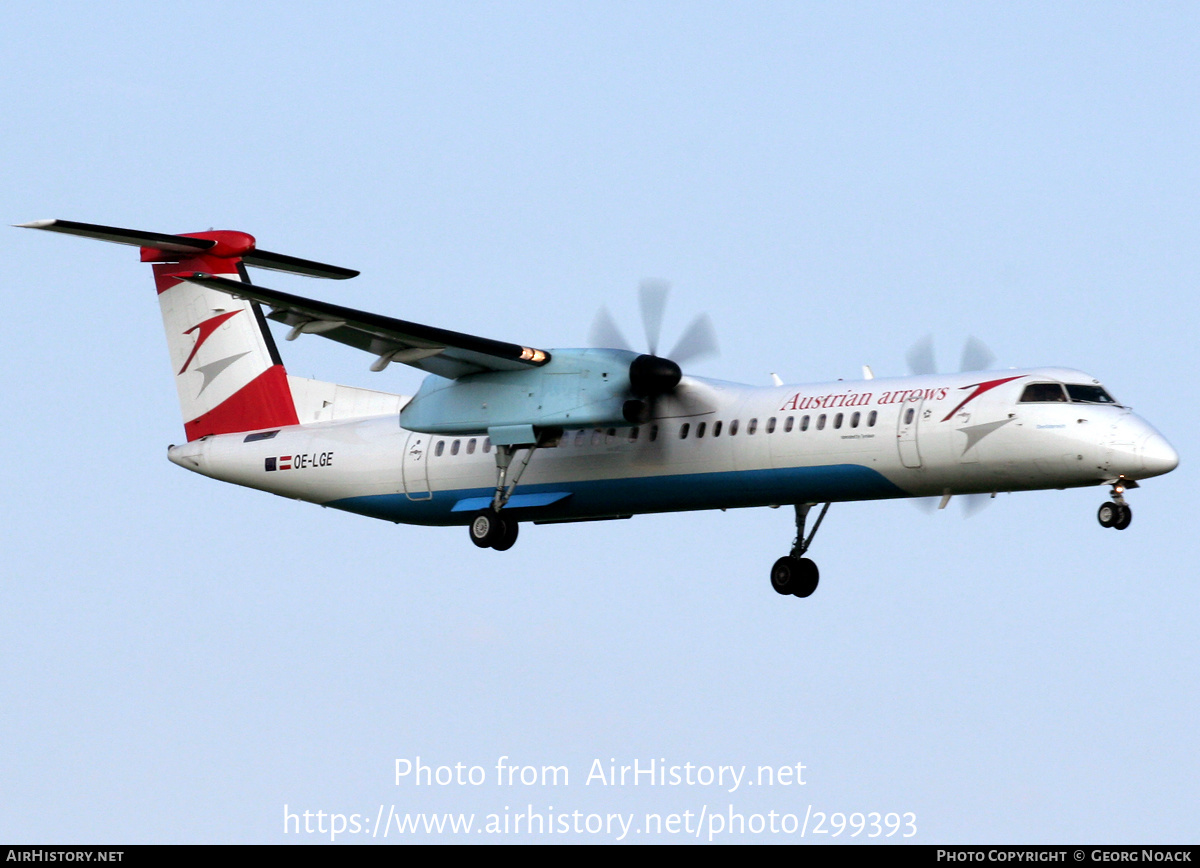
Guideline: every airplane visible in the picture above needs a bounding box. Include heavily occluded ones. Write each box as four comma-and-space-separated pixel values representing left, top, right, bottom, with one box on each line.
19, 219, 1180, 599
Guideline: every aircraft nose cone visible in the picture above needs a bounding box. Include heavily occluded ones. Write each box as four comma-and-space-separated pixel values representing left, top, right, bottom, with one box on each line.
1139, 431, 1179, 478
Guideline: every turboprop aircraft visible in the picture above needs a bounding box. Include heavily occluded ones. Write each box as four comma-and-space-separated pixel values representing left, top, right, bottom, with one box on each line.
19, 219, 1179, 599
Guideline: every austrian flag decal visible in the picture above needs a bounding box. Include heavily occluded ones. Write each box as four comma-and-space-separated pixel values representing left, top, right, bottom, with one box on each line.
264, 453, 333, 472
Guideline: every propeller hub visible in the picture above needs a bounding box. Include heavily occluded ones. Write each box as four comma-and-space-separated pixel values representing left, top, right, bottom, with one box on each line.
629, 354, 682, 396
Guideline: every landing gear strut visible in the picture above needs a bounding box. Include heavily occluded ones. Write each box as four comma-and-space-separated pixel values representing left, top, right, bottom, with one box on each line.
770, 503, 829, 598
468, 438, 541, 551
1097, 480, 1133, 530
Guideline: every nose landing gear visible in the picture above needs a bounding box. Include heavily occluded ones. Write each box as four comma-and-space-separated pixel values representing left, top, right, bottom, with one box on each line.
1097, 480, 1134, 530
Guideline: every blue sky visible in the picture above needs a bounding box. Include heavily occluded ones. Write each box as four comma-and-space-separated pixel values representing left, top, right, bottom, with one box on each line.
3, 2, 1196, 843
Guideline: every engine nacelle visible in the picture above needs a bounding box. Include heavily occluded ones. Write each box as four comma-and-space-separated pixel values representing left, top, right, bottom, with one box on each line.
399, 348, 642, 435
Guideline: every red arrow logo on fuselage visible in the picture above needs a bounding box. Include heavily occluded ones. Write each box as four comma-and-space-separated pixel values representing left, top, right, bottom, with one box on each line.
178, 311, 243, 375
940, 375, 1025, 422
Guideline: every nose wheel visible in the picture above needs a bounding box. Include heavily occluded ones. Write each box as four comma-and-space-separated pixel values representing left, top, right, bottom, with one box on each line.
1097, 481, 1133, 530
1097, 501, 1132, 530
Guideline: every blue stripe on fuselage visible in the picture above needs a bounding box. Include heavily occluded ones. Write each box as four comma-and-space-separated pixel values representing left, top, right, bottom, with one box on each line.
326, 463, 908, 526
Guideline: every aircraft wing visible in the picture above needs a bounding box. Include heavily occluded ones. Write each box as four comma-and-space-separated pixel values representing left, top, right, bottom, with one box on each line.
180, 273, 550, 379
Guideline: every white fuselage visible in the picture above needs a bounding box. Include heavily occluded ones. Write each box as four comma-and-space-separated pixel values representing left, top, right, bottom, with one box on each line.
167, 367, 1177, 527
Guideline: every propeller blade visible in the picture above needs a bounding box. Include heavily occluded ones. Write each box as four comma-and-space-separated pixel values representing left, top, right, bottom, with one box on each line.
588, 306, 633, 352
961, 492, 992, 518
639, 279, 670, 356
906, 334, 937, 376
911, 491, 993, 517
668, 379, 717, 416
634, 385, 715, 463
958, 336, 995, 373
669, 312, 720, 365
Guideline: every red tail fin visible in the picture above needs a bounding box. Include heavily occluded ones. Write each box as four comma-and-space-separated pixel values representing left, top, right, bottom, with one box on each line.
19, 219, 357, 439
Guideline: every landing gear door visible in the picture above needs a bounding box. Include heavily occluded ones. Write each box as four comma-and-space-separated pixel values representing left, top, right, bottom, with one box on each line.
897, 396, 924, 469
402, 431, 432, 501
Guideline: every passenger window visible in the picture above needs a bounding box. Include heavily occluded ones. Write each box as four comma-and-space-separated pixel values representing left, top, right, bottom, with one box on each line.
575, 430, 585, 447
800, 415, 810, 432
868, 410, 877, 427
591, 430, 602, 446
767, 417, 777, 434
817, 414, 826, 430
451, 439, 461, 456
784, 416, 794, 433
730, 420, 739, 436
649, 424, 659, 442
696, 421, 706, 438
629, 427, 640, 441
713, 421, 723, 437
904, 408, 915, 424
680, 423, 690, 439
482, 438, 491, 454
851, 412, 860, 428
748, 418, 758, 435
467, 438, 476, 454
833, 413, 843, 429
606, 427, 616, 444
1020, 383, 1068, 403
435, 441, 445, 457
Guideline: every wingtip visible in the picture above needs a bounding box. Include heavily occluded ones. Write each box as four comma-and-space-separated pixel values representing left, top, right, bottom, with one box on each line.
14, 219, 57, 229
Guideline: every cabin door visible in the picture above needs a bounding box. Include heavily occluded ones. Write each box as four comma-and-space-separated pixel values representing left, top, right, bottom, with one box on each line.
402, 431, 433, 500
896, 397, 924, 469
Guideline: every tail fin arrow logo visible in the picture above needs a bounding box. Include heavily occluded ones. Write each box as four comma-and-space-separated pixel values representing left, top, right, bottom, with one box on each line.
178, 311, 243, 374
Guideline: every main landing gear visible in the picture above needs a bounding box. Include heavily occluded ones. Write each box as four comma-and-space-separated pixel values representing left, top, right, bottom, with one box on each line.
469, 508, 519, 550
1097, 480, 1134, 531
770, 503, 830, 599
468, 439, 540, 551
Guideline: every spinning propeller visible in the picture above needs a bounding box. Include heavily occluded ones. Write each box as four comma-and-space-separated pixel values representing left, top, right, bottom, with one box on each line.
906, 334, 996, 376
906, 334, 999, 517
589, 280, 719, 424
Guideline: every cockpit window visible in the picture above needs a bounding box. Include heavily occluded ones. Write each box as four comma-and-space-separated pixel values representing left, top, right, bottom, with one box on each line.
1065, 384, 1119, 405
1019, 383, 1068, 403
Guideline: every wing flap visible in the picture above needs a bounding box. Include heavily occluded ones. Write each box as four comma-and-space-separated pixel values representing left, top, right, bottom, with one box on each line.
179, 273, 551, 379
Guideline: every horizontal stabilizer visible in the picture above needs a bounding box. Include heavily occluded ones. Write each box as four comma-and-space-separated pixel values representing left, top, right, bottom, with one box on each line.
17, 218, 358, 279
241, 247, 358, 279
179, 272, 551, 379
17, 218, 213, 254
